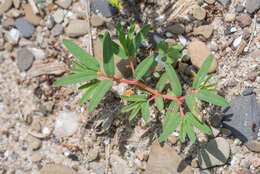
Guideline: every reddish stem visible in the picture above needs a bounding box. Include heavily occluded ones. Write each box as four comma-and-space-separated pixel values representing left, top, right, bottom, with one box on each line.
128, 56, 135, 74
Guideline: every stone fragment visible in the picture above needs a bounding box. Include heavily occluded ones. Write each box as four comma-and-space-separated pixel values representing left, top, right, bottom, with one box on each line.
149, 32, 165, 46
89, 162, 105, 174
198, 137, 230, 169
193, 25, 213, 39
51, 24, 64, 37
28, 48, 45, 59
236, 39, 246, 55
40, 165, 77, 174
0, 0, 12, 16
2, 18, 15, 29
53, 9, 65, 23
15, 17, 35, 38
235, 6, 244, 13
55, 0, 72, 9
220, 128, 232, 136
224, 13, 236, 22
248, 71, 257, 82
246, 0, 260, 14
6, 28, 20, 45
16, 48, 35, 71
237, 14, 252, 27
91, 14, 105, 27
54, 111, 79, 137
88, 149, 99, 162
250, 140, 260, 152
71, 2, 85, 17
111, 155, 133, 174
217, 0, 231, 7
31, 118, 41, 132
24, 4, 41, 25
232, 35, 242, 49
204, 0, 215, 4
13, 0, 20, 8
46, 15, 55, 29
166, 23, 185, 34
192, 7, 206, 20
65, 19, 88, 37
144, 141, 193, 174
188, 40, 217, 73
31, 152, 43, 162
91, 0, 118, 18
27, 135, 42, 150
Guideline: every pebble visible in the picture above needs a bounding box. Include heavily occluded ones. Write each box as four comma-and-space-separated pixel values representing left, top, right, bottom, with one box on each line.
192, 7, 206, 20
220, 128, 232, 136
88, 149, 99, 162
6, 28, 20, 45
53, 9, 65, 23
188, 39, 217, 73
248, 71, 257, 82
2, 18, 15, 29
232, 35, 243, 49
55, 0, 72, 9
15, 17, 35, 38
168, 135, 178, 145
28, 48, 46, 59
91, 15, 105, 27
242, 88, 254, 96
25, 4, 41, 25
46, 16, 55, 29
31, 152, 43, 162
27, 135, 42, 150
224, 26, 237, 35
89, 162, 105, 174
204, 0, 215, 4
65, 19, 88, 37
91, 0, 119, 18
40, 165, 77, 174
237, 14, 252, 27
16, 48, 35, 71
198, 137, 230, 169
250, 140, 260, 152
13, 0, 20, 8
54, 111, 79, 137
246, 0, 260, 14
217, 0, 231, 7
149, 32, 165, 46
51, 24, 64, 37
178, 34, 187, 46
224, 13, 236, 22
0, 0, 12, 15
192, 25, 213, 39
31, 118, 42, 132
166, 23, 185, 34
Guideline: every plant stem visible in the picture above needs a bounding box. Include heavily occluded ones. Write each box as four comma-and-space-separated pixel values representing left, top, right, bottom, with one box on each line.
128, 56, 135, 74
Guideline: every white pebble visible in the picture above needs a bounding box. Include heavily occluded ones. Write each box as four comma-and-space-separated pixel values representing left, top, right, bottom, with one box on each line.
166, 32, 173, 38
178, 34, 187, 46
232, 35, 242, 48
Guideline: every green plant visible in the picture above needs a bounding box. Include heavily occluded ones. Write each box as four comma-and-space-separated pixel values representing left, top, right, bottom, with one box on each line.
54, 23, 229, 143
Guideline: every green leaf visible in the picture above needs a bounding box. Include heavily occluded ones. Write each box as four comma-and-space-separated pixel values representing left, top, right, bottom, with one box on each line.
195, 90, 229, 107
171, 44, 184, 51
79, 84, 99, 106
153, 72, 160, 78
165, 64, 182, 97
78, 81, 99, 90
168, 100, 179, 112
127, 23, 136, 46
180, 119, 187, 143
192, 55, 213, 89
69, 68, 85, 73
185, 95, 200, 117
117, 23, 127, 51
201, 83, 217, 90
141, 101, 149, 122
155, 73, 167, 92
128, 104, 141, 121
72, 60, 87, 70
185, 112, 212, 135
103, 32, 115, 76
54, 71, 97, 87
158, 111, 181, 143
185, 121, 196, 142
120, 95, 147, 102
157, 41, 169, 56
167, 48, 182, 60
162, 56, 176, 65
155, 96, 164, 111
133, 55, 155, 80
62, 39, 100, 71
88, 79, 113, 112
200, 74, 214, 89
121, 102, 141, 112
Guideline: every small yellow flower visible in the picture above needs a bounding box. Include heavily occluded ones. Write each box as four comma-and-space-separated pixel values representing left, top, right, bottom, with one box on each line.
108, 0, 122, 9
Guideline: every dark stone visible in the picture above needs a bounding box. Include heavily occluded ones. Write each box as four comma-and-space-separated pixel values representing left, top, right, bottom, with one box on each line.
222, 93, 260, 148
246, 0, 260, 14
67, 153, 79, 161
15, 17, 35, 38
185, 65, 197, 77
149, 32, 165, 47
16, 48, 35, 71
91, 0, 118, 18
224, 26, 236, 35
242, 88, 255, 96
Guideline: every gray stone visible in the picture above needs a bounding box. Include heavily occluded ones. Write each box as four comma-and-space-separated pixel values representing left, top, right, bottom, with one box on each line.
40, 165, 77, 174
217, 0, 231, 7
91, 15, 105, 27
149, 32, 165, 47
242, 88, 255, 96
222, 93, 260, 148
91, 0, 118, 18
16, 48, 35, 71
166, 24, 185, 34
51, 24, 64, 37
27, 135, 42, 150
15, 17, 35, 38
88, 149, 99, 162
246, 0, 260, 14
198, 137, 230, 169
89, 162, 105, 174
65, 19, 88, 37
193, 25, 213, 39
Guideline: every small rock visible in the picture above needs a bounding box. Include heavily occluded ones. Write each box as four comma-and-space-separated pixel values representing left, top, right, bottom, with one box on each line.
31, 118, 41, 132
88, 149, 99, 162
91, 0, 118, 18
40, 165, 77, 174
204, 0, 215, 4
217, 0, 231, 7
89, 162, 105, 174
51, 24, 64, 37
224, 26, 237, 35
111, 155, 133, 174
198, 137, 230, 169
54, 111, 79, 137
28, 48, 46, 59
191, 158, 199, 168
193, 25, 213, 39
149, 32, 165, 46
188, 40, 217, 73
224, 13, 236, 22
16, 48, 35, 71
71, 2, 85, 17
242, 88, 254, 96
178, 34, 187, 46
91, 15, 105, 27
236, 39, 247, 55
192, 7, 206, 20
53, 9, 65, 23
252, 158, 260, 168
178, 62, 188, 75
13, 0, 20, 8
237, 14, 252, 27
246, 0, 260, 14
220, 128, 232, 136
31, 152, 43, 162
0, 0, 12, 15
166, 23, 185, 34
235, 5, 244, 13
211, 126, 220, 137
6, 28, 20, 45
46, 16, 55, 29
25, 4, 41, 25
168, 135, 178, 145
65, 19, 88, 37
27, 135, 42, 150
248, 71, 257, 82
55, 0, 72, 9
232, 35, 243, 49
15, 17, 35, 38
2, 18, 15, 29
250, 140, 260, 152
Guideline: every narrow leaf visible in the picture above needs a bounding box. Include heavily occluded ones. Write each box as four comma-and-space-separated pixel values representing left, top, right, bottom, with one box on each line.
72, 60, 87, 70
192, 55, 213, 89
62, 39, 100, 71
155, 96, 164, 111
120, 95, 147, 102
69, 68, 84, 73
185, 121, 196, 142
78, 81, 99, 90
168, 100, 179, 112
185, 112, 212, 135
180, 119, 186, 143
127, 23, 136, 45
88, 79, 113, 112
133, 55, 155, 80
54, 71, 97, 86
165, 64, 182, 97
185, 95, 200, 117
201, 83, 217, 90
103, 32, 115, 76
200, 74, 214, 89
79, 84, 99, 106
195, 90, 229, 107
141, 101, 149, 122
117, 23, 127, 51
171, 44, 184, 51
121, 102, 141, 112
157, 41, 168, 56
128, 104, 141, 121
155, 73, 167, 92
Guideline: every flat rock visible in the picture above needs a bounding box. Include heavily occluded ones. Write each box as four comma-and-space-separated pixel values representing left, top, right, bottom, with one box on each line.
54, 111, 79, 137
53, 9, 65, 23
16, 48, 35, 71
166, 23, 185, 34
222, 93, 260, 148
188, 40, 217, 73
237, 13, 252, 27
24, 4, 41, 25
13, 0, 20, 8
65, 19, 88, 37
198, 137, 230, 169
51, 24, 64, 37
144, 141, 193, 174
192, 7, 206, 20
55, 0, 72, 9
2, 18, 15, 29
40, 165, 77, 174
91, 14, 105, 27
0, 0, 12, 16
91, 0, 118, 18
193, 25, 213, 39
15, 17, 35, 38
27, 135, 42, 150
246, 0, 260, 14
31, 152, 43, 162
